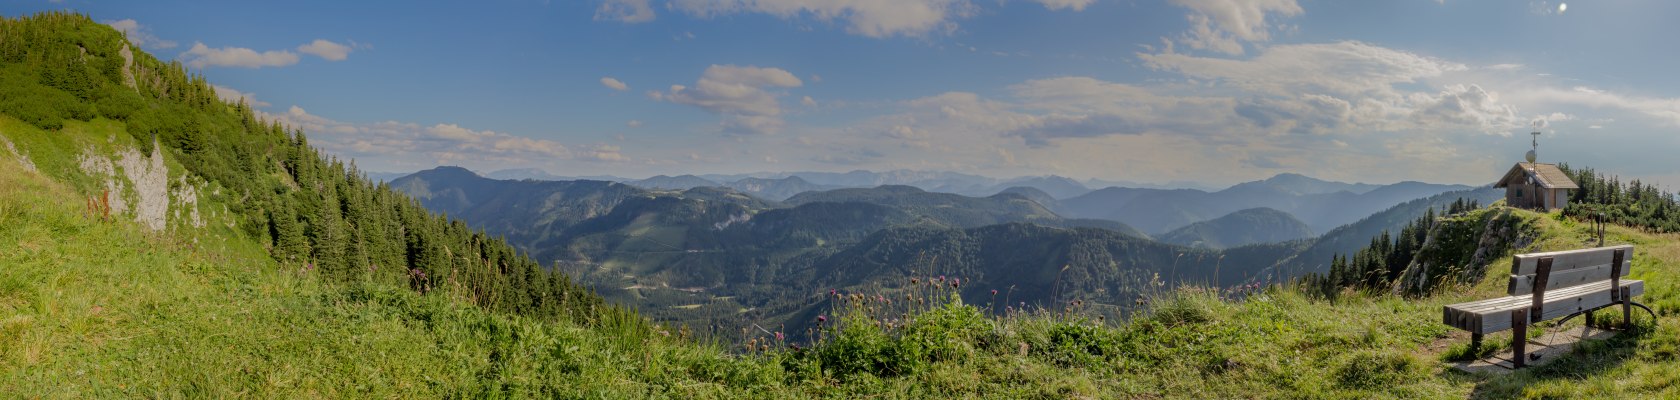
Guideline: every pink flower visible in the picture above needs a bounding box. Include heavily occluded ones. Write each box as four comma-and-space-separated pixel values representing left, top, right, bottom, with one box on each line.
990, 289, 998, 296
775, 332, 785, 341
817, 315, 828, 323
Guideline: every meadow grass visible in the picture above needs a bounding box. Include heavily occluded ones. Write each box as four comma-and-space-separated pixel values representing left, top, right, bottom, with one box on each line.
2, 122, 1678, 398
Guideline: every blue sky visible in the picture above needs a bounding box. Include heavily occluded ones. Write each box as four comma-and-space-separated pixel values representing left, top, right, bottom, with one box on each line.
9, 0, 1680, 187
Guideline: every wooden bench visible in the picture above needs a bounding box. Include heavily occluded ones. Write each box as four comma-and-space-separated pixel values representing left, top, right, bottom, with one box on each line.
1442, 244, 1656, 368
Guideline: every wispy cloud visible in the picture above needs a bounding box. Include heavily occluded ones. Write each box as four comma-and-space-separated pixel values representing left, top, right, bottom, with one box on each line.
104, 19, 178, 49
601, 77, 630, 91
296, 39, 353, 61
181, 42, 299, 68
596, 0, 657, 23
1032, 0, 1097, 11
668, 0, 978, 38
1169, 0, 1303, 55
651, 64, 803, 135
210, 85, 271, 107
257, 106, 628, 171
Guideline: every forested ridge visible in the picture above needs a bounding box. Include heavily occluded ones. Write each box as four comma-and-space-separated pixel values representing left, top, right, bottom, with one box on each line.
0, 12, 625, 328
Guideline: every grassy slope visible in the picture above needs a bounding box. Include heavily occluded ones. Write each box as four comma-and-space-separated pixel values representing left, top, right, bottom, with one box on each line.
4, 116, 1679, 399
0, 120, 791, 398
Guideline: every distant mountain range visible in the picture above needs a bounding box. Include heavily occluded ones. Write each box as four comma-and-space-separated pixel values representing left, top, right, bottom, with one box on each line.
387, 166, 1493, 338
1059, 174, 1470, 234
1157, 207, 1315, 249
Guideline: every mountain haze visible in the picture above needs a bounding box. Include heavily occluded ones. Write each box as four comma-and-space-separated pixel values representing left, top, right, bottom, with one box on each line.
1062, 175, 1470, 234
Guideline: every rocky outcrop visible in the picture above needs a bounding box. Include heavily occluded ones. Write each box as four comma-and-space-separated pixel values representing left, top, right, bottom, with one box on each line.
1393, 207, 1539, 296
0, 133, 36, 173
76, 142, 196, 232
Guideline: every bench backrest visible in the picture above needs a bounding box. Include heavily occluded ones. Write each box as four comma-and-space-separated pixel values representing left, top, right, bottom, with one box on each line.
1508, 244, 1633, 296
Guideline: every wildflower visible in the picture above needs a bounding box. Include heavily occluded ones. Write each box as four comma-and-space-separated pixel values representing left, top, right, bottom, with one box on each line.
817, 315, 827, 323
936, 275, 945, 283
991, 289, 998, 296
829, 289, 837, 296
911, 277, 919, 284
775, 332, 785, 341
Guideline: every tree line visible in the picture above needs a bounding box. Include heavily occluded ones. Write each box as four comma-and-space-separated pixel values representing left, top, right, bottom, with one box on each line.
1559, 164, 1680, 234
1300, 198, 1481, 298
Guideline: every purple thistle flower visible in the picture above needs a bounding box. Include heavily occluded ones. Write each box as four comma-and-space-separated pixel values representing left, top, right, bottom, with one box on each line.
817, 315, 827, 323
990, 289, 998, 296
829, 289, 837, 296
775, 332, 785, 341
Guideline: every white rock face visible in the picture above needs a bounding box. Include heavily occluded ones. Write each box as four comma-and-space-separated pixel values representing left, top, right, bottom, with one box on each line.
117, 146, 170, 231
78, 144, 172, 231
118, 43, 137, 89
77, 151, 129, 215
171, 175, 203, 228
0, 134, 37, 173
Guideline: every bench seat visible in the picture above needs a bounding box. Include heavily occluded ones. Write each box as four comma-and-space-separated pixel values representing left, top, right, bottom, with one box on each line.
1443, 279, 1643, 335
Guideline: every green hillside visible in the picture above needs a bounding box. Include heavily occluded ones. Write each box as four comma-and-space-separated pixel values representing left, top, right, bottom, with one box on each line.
5, 12, 1680, 398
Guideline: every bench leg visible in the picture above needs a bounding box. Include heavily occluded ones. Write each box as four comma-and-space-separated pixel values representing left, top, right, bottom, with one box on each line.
1585, 309, 1595, 329
1624, 287, 1633, 328
1512, 309, 1528, 368
1470, 333, 1483, 353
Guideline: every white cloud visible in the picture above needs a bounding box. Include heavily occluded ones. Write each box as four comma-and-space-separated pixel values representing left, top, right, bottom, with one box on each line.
210, 85, 271, 108
596, 0, 657, 23
1514, 86, 1680, 127
1033, 0, 1097, 11
255, 106, 618, 171
181, 42, 300, 69
627, 120, 644, 128
653, 65, 803, 135
669, 0, 977, 38
1169, 0, 1302, 55
104, 19, 178, 49
801, 96, 817, 107
601, 77, 630, 91
1410, 84, 1523, 136
296, 39, 352, 61
1141, 41, 1463, 98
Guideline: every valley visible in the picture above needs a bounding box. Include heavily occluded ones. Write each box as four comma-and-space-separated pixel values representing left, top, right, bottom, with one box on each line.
388, 165, 1495, 339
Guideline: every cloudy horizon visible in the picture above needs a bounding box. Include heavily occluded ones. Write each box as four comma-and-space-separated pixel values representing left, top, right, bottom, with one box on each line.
12, 0, 1679, 189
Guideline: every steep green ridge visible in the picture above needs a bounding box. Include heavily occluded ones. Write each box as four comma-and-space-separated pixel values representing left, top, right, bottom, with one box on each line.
1158, 207, 1314, 249
0, 11, 617, 338
1268, 187, 1504, 281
